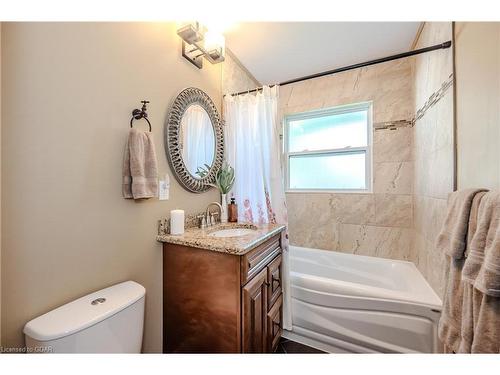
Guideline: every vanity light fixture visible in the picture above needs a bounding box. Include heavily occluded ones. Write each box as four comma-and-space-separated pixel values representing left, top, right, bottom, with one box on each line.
177, 22, 225, 69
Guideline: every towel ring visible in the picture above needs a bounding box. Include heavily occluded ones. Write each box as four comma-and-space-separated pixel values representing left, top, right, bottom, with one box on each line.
130, 100, 152, 132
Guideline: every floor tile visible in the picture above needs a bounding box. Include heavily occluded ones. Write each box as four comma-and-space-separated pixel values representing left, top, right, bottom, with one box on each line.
274, 338, 325, 354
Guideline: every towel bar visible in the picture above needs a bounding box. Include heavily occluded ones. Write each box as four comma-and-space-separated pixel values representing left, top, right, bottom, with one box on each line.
130, 100, 152, 132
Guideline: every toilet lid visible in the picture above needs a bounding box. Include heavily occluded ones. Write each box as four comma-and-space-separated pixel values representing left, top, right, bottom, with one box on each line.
23, 281, 145, 341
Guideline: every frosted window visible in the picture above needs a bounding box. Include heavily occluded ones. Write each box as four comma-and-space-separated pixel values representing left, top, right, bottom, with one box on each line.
288, 110, 368, 152
285, 103, 371, 191
289, 152, 366, 190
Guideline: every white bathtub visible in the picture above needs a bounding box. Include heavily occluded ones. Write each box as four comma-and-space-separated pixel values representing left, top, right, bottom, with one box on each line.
283, 246, 442, 353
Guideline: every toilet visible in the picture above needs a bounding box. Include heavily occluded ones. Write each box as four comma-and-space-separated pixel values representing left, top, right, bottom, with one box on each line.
23, 281, 146, 353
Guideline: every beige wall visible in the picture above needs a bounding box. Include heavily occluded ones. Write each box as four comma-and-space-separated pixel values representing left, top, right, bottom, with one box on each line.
455, 22, 500, 190
411, 22, 454, 298
1, 22, 221, 351
282, 59, 415, 261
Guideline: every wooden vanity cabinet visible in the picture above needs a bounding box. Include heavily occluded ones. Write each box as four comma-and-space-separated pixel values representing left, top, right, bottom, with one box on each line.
242, 267, 268, 353
163, 232, 283, 353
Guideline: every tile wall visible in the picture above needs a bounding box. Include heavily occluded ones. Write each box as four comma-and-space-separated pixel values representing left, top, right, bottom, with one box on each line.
411, 22, 454, 298
282, 59, 415, 262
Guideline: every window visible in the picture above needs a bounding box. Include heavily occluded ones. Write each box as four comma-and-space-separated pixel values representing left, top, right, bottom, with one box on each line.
284, 102, 372, 192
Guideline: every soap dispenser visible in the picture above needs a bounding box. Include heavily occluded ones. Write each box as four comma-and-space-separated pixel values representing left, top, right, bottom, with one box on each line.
228, 198, 238, 223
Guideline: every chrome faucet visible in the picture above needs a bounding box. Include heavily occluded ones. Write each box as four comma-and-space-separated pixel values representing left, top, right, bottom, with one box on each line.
197, 202, 222, 228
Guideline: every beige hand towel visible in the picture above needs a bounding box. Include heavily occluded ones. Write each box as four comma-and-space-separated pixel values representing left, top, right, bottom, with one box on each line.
439, 256, 467, 353
436, 189, 488, 259
456, 190, 500, 354
122, 128, 158, 200
457, 287, 500, 353
438, 190, 487, 353
462, 191, 500, 296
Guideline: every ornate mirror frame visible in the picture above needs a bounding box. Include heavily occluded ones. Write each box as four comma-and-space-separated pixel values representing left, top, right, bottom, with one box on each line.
165, 87, 224, 193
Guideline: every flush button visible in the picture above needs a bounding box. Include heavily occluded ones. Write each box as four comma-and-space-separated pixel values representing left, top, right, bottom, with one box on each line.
91, 297, 106, 305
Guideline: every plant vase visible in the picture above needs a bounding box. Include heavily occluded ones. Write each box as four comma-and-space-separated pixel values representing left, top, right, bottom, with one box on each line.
220, 193, 228, 223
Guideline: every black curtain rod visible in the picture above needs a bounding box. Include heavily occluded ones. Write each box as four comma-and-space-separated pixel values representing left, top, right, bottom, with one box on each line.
227, 40, 452, 97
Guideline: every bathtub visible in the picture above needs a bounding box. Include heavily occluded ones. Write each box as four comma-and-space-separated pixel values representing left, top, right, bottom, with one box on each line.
283, 246, 442, 353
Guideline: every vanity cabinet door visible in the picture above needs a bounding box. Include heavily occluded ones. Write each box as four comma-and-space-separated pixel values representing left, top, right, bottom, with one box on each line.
267, 255, 282, 309
267, 294, 283, 352
242, 267, 268, 353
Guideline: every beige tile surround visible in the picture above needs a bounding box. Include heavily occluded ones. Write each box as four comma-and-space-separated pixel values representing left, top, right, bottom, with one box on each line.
283, 59, 415, 264
410, 22, 454, 298
283, 23, 455, 299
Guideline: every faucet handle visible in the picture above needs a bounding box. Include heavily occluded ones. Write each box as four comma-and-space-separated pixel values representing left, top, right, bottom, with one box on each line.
212, 212, 219, 224
196, 214, 206, 229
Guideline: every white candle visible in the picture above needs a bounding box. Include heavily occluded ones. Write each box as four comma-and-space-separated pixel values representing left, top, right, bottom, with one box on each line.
170, 209, 185, 235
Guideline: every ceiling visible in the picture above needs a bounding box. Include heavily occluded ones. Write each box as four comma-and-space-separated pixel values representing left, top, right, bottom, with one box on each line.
225, 22, 421, 85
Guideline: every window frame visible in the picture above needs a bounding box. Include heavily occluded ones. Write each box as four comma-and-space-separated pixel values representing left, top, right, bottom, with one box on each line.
283, 101, 373, 193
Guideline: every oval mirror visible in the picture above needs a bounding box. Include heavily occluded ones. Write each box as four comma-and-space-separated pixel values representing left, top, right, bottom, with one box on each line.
165, 87, 223, 193
180, 104, 215, 179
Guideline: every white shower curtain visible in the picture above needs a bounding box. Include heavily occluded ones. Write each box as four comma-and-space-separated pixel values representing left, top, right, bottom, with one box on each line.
224, 85, 292, 330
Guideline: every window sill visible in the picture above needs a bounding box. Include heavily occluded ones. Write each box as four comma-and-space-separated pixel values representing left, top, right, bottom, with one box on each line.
285, 189, 373, 194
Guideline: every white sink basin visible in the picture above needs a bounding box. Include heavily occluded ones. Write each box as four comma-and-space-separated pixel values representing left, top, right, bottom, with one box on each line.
208, 228, 256, 238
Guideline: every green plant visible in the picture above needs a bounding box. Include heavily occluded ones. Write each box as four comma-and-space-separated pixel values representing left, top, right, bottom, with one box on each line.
196, 161, 235, 194
195, 164, 211, 178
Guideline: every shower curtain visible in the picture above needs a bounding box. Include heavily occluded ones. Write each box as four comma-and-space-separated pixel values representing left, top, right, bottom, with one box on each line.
224, 85, 292, 330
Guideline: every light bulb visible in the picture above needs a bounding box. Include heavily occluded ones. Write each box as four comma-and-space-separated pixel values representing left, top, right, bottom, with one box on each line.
204, 30, 225, 54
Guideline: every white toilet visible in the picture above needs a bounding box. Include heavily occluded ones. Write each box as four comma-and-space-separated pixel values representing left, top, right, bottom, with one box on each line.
23, 281, 146, 353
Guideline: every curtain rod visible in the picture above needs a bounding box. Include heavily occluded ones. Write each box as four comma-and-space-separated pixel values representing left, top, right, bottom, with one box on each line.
226, 41, 452, 97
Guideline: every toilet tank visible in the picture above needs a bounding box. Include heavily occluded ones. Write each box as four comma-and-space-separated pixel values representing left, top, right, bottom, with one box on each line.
23, 281, 146, 353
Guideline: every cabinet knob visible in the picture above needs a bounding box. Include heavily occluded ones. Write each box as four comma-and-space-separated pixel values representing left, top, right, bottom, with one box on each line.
272, 275, 280, 285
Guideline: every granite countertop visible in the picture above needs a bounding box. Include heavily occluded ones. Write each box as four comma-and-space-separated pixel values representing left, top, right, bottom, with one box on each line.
156, 223, 286, 255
